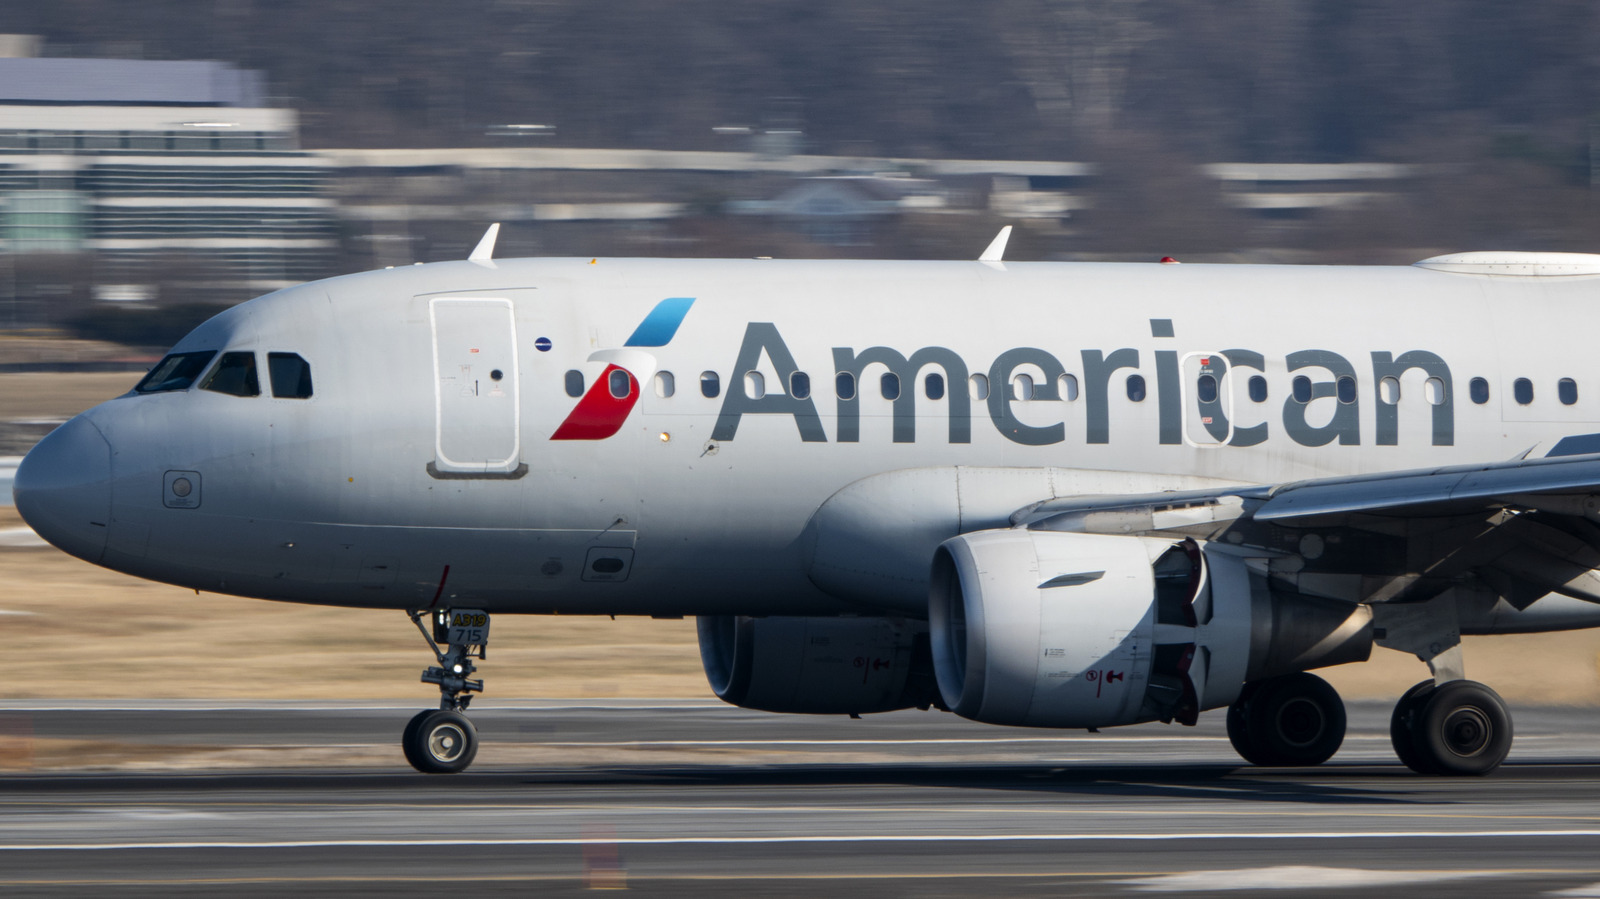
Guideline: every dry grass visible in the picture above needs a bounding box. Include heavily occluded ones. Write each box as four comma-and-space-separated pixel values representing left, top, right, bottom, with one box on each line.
0, 372, 141, 421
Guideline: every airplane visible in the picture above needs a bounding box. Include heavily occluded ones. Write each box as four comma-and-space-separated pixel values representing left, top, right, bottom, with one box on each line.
15, 223, 1600, 775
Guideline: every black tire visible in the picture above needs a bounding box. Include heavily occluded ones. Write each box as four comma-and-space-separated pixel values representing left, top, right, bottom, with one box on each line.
1242, 672, 1346, 766
403, 709, 479, 774
1411, 680, 1512, 776
401, 709, 434, 772
1226, 682, 1272, 766
1389, 680, 1437, 774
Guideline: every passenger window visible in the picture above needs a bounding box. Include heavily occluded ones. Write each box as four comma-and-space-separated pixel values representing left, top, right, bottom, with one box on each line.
654, 371, 675, 398
880, 372, 900, 400
744, 371, 766, 399
1059, 373, 1079, 401
1514, 378, 1533, 405
1013, 373, 1034, 401
1379, 376, 1400, 405
1248, 375, 1268, 403
1126, 374, 1146, 402
608, 368, 632, 399
1196, 374, 1218, 404
790, 371, 811, 400
968, 373, 989, 400
1291, 376, 1312, 403
1469, 377, 1489, 405
1336, 376, 1357, 404
201, 351, 260, 397
266, 352, 313, 399
1559, 378, 1578, 406
564, 370, 584, 398
700, 371, 720, 398
1426, 377, 1447, 406
135, 351, 216, 393
925, 372, 945, 401
836, 371, 856, 400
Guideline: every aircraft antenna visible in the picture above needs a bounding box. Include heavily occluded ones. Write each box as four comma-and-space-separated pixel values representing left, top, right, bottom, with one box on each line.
979, 226, 1012, 262
468, 223, 501, 262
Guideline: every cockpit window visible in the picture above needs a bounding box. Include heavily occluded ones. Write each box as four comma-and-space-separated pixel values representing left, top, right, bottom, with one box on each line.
135, 351, 217, 394
268, 352, 313, 399
201, 352, 260, 397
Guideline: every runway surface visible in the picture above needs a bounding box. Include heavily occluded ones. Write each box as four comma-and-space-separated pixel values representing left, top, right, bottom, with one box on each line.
2, 700, 1600, 896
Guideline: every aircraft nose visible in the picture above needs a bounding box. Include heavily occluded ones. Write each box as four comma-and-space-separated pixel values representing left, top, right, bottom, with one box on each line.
12, 415, 112, 564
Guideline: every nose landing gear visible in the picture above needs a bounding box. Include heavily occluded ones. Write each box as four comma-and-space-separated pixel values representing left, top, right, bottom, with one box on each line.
403, 609, 489, 773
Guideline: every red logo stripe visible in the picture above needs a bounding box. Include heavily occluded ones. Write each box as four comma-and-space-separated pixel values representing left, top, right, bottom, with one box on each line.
551, 365, 639, 440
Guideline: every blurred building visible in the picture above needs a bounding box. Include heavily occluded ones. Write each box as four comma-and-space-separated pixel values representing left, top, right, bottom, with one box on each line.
728, 176, 945, 246
1204, 163, 1415, 218
0, 44, 336, 307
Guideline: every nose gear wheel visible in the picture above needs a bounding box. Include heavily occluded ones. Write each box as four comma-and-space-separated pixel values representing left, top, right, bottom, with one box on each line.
403, 709, 479, 774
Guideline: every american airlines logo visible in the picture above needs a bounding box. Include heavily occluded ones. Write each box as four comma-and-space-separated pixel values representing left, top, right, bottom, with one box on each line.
550, 297, 695, 440
705, 320, 1457, 449
558, 306, 1457, 448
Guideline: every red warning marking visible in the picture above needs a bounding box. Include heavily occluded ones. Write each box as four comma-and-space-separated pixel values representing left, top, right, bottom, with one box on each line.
1086, 668, 1124, 698
427, 565, 452, 609
854, 656, 892, 683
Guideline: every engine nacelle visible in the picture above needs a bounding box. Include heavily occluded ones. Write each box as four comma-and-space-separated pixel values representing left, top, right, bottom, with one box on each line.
697, 615, 937, 715
929, 530, 1371, 729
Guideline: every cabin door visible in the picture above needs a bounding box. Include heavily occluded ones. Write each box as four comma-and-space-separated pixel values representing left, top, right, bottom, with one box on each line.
429, 296, 523, 477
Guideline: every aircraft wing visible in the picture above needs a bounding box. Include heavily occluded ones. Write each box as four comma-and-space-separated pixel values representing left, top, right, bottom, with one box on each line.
1018, 451, 1600, 527
1014, 450, 1600, 606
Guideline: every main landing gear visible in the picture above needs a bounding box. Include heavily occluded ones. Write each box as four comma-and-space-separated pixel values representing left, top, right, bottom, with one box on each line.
403, 608, 490, 774
1389, 679, 1512, 776
1225, 671, 1514, 775
1225, 672, 1347, 767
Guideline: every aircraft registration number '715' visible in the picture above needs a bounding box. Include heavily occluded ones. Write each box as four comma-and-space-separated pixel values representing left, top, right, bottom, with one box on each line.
446, 610, 490, 646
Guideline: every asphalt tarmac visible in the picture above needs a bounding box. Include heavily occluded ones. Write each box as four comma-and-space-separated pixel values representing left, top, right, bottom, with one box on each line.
2, 700, 1599, 897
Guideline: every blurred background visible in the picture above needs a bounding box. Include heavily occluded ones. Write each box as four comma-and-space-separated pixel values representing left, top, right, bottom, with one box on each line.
1, 0, 1598, 357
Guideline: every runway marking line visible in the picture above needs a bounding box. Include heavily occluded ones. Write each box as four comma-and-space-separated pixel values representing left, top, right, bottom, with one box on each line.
9, 802, 1600, 825
2, 869, 1596, 888
4, 829, 1600, 851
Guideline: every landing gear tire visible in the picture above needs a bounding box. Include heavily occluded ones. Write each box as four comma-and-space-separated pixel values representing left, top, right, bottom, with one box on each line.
1225, 682, 1271, 766
401, 709, 432, 772
1227, 672, 1346, 767
403, 709, 479, 774
1395, 680, 1512, 776
1389, 680, 1437, 773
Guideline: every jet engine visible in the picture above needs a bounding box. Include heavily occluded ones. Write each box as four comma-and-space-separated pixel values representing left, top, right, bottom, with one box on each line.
929, 530, 1371, 729
697, 615, 938, 715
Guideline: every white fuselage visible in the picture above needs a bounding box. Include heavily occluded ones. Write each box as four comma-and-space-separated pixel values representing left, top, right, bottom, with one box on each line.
16, 257, 1600, 619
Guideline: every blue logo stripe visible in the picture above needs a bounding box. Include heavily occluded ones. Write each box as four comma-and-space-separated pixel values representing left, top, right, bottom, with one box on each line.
624, 297, 695, 347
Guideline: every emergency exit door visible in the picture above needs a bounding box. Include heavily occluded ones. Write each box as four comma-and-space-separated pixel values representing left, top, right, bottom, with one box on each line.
430, 297, 523, 476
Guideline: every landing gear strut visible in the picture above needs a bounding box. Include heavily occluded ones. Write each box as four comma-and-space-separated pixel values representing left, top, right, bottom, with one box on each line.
402, 608, 489, 774
1226, 672, 1347, 767
1389, 679, 1512, 776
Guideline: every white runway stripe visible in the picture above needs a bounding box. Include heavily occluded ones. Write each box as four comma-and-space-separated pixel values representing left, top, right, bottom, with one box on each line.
2, 829, 1599, 851
1119, 865, 1496, 892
